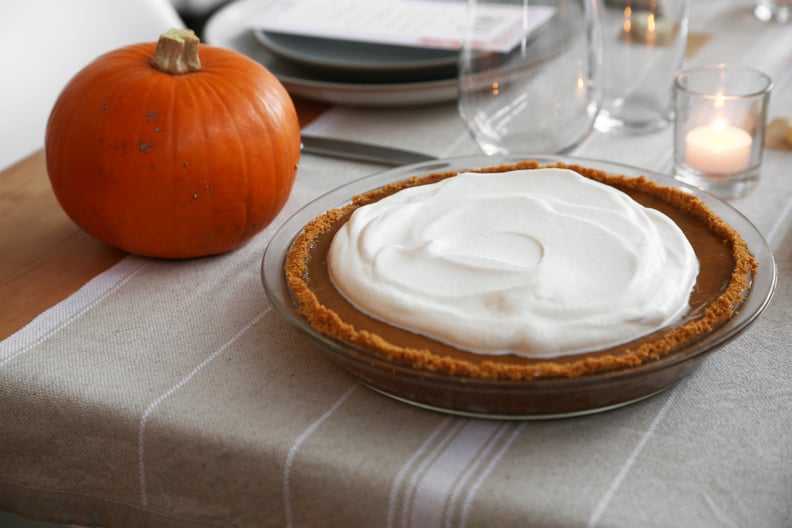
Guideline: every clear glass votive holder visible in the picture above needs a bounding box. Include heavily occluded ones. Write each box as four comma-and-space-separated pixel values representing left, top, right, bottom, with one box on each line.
673, 64, 773, 200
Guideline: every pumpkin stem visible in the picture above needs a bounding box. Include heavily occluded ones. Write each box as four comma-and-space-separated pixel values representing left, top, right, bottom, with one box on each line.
150, 28, 202, 75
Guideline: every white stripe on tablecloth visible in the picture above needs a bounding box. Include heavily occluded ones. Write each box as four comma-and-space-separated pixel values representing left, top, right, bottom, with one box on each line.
401, 420, 513, 528
399, 419, 467, 528
458, 423, 525, 528
386, 417, 454, 528
586, 386, 681, 528
444, 422, 519, 528
283, 385, 356, 528
0, 256, 147, 368
137, 308, 269, 510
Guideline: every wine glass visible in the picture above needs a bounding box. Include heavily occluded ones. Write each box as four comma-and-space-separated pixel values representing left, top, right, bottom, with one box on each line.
458, 0, 602, 155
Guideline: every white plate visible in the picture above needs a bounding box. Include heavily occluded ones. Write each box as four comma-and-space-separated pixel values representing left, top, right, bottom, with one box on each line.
204, 0, 458, 106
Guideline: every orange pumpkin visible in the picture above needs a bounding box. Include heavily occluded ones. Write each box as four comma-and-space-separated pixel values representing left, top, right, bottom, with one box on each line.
45, 29, 301, 258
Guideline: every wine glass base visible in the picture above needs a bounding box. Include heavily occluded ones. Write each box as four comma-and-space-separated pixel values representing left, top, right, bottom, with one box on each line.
594, 110, 672, 136
594, 94, 673, 135
470, 131, 591, 156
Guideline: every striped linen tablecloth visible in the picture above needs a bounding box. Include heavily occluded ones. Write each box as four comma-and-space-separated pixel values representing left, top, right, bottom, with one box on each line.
1, 1, 790, 526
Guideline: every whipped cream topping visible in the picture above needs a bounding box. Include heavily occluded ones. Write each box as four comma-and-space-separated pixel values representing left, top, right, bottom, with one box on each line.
328, 168, 699, 358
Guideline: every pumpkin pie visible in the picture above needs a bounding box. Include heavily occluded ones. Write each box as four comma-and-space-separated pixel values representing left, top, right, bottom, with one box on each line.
284, 161, 756, 382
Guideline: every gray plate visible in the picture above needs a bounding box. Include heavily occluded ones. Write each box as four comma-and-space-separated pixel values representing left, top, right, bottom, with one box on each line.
254, 30, 458, 82
204, 0, 458, 105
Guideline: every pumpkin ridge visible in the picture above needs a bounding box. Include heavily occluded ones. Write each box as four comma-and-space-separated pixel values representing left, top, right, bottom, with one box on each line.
226, 68, 300, 224
169, 76, 217, 255
117, 71, 176, 254
209, 73, 259, 242
154, 70, 180, 253
48, 50, 157, 243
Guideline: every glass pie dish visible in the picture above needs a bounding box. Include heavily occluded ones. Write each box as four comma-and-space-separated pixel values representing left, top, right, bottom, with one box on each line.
261, 154, 776, 419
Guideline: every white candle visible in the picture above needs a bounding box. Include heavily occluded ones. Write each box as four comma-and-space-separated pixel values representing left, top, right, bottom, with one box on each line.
685, 120, 753, 175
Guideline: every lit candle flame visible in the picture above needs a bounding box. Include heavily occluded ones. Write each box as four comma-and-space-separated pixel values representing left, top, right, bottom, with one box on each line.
623, 6, 632, 33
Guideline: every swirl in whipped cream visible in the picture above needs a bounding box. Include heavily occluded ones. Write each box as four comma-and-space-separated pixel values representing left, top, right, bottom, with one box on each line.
328, 168, 699, 358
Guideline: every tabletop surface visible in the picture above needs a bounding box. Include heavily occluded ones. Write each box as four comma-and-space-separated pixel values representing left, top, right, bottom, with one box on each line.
1, 1, 790, 527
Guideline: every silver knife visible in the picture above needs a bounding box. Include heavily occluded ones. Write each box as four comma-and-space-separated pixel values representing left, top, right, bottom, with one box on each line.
300, 134, 436, 167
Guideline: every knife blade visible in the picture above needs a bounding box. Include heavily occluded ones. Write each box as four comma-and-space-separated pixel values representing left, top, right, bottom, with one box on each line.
300, 134, 436, 167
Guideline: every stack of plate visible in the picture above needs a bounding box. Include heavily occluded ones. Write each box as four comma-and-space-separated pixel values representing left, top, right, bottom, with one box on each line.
204, 0, 459, 106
